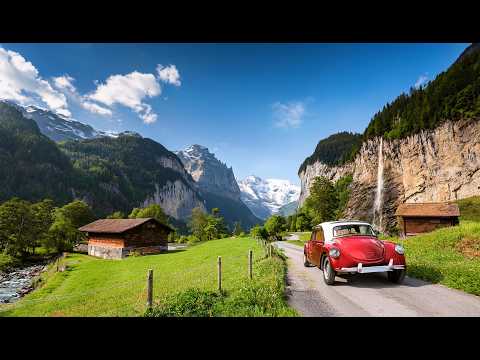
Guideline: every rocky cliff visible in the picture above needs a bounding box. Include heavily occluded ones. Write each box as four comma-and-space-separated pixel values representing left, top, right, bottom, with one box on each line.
60, 135, 207, 220
176, 145, 241, 200
299, 118, 480, 232
176, 145, 261, 229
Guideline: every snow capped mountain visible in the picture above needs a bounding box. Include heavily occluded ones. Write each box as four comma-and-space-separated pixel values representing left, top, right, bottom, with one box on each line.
2, 100, 118, 142
175, 145, 261, 229
175, 144, 241, 199
238, 175, 300, 219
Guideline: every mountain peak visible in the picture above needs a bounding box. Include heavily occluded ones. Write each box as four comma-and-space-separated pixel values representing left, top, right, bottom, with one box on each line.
2, 100, 119, 142
185, 144, 210, 153
238, 175, 300, 219
455, 43, 480, 65
176, 144, 240, 199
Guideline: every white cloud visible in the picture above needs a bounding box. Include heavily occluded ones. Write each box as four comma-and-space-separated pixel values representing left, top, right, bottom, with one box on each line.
53, 74, 113, 117
0, 46, 179, 124
0, 47, 71, 116
157, 64, 181, 86
87, 71, 161, 123
53, 75, 77, 93
414, 74, 429, 89
272, 101, 306, 128
81, 101, 113, 116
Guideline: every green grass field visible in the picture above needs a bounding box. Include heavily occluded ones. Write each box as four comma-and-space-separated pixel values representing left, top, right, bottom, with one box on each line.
286, 232, 311, 248
0, 237, 296, 317
457, 196, 480, 222
379, 221, 480, 296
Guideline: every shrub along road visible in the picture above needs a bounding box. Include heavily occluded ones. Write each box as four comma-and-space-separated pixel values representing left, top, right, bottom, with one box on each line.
275, 241, 480, 316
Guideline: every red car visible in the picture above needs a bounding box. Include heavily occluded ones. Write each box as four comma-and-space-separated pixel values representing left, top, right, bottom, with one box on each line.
303, 220, 406, 285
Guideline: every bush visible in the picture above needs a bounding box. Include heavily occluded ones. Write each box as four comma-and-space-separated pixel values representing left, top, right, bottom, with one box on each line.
176, 235, 189, 244
187, 235, 201, 245
0, 253, 19, 272
145, 288, 222, 317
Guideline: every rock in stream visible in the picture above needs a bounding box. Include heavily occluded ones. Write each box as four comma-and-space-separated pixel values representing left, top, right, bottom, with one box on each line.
0, 264, 47, 303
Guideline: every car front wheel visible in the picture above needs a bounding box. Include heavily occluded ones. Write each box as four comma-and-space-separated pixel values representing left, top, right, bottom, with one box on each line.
387, 269, 406, 284
323, 257, 336, 285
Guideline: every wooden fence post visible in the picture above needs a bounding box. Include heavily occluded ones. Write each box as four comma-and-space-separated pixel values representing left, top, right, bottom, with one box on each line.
217, 256, 222, 293
147, 269, 153, 309
248, 250, 253, 280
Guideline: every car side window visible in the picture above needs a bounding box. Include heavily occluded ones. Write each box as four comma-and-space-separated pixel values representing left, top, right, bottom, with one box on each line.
310, 231, 316, 241
316, 229, 325, 243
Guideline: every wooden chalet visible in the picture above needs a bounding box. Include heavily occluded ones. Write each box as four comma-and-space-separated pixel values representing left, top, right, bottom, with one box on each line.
395, 202, 460, 238
78, 218, 172, 259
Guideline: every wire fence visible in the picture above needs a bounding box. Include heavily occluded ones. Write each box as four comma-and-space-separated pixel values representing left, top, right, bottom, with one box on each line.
0, 239, 282, 316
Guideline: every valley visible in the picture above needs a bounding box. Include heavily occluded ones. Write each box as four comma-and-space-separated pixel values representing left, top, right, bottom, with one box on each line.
1, 42, 480, 317
0, 100, 299, 231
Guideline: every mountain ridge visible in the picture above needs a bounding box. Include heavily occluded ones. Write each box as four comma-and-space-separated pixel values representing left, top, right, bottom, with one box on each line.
1, 100, 118, 142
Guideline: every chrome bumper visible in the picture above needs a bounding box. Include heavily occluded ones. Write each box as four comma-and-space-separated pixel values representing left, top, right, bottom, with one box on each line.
337, 259, 405, 274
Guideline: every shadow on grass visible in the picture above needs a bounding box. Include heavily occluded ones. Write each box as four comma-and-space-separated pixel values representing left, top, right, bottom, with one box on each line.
164, 249, 186, 254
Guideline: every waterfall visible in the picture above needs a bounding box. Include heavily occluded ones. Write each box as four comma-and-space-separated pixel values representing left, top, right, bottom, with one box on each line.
372, 137, 384, 231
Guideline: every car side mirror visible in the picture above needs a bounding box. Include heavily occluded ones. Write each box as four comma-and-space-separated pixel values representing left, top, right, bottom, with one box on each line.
374, 230, 380, 237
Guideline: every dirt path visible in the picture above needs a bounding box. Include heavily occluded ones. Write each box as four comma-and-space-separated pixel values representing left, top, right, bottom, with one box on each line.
275, 241, 480, 316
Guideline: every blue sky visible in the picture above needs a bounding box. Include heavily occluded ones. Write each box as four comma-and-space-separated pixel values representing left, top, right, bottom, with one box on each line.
0, 43, 470, 184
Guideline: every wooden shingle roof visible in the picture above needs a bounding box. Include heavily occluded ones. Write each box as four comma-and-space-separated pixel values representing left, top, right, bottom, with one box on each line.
78, 218, 172, 233
395, 203, 460, 217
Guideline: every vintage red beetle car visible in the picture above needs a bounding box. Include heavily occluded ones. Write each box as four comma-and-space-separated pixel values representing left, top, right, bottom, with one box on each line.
303, 220, 406, 285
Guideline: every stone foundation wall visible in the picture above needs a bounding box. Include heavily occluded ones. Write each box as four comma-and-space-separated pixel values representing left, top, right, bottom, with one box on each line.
88, 244, 124, 259
88, 244, 168, 259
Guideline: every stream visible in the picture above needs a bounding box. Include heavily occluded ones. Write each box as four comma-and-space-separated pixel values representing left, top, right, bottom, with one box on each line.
0, 264, 47, 303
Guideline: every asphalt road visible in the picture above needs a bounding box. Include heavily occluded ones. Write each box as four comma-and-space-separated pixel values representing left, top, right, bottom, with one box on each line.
274, 241, 480, 316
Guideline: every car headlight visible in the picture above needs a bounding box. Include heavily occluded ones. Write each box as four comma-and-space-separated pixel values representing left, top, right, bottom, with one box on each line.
394, 244, 405, 255
329, 248, 340, 258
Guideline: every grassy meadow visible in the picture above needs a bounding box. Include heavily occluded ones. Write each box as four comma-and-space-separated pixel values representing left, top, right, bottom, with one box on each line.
0, 237, 296, 317
457, 196, 480, 222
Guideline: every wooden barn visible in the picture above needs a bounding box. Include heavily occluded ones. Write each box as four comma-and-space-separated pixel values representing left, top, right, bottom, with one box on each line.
78, 218, 172, 259
395, 203, 460, 238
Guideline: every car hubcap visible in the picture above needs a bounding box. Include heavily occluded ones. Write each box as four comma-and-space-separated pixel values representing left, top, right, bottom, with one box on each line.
324, 260, 330, 279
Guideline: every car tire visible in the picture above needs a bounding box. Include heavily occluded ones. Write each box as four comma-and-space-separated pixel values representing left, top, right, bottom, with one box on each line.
303, 253, 311, 267
323, 257, 336, 285
387, 269, 406, 284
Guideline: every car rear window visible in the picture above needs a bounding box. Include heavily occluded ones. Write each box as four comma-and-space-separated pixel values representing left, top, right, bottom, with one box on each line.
333, 224, 375, 237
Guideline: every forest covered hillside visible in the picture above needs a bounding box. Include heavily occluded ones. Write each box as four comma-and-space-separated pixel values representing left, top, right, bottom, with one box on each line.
0, 102, 77, 205
0, 101, 205, 221
300, 43, 480, 174
298, 132, 362, 174
363, 43, 480, 141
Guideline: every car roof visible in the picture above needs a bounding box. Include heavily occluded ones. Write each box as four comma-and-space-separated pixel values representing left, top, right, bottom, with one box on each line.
314, 220, 373, 242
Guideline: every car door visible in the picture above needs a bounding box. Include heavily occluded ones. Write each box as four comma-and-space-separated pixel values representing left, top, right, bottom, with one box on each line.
306, 230, 316, 262
311, 227, 325, 266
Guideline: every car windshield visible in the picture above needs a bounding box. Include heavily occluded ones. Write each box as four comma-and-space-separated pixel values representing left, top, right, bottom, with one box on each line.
333, 224, 375, 238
